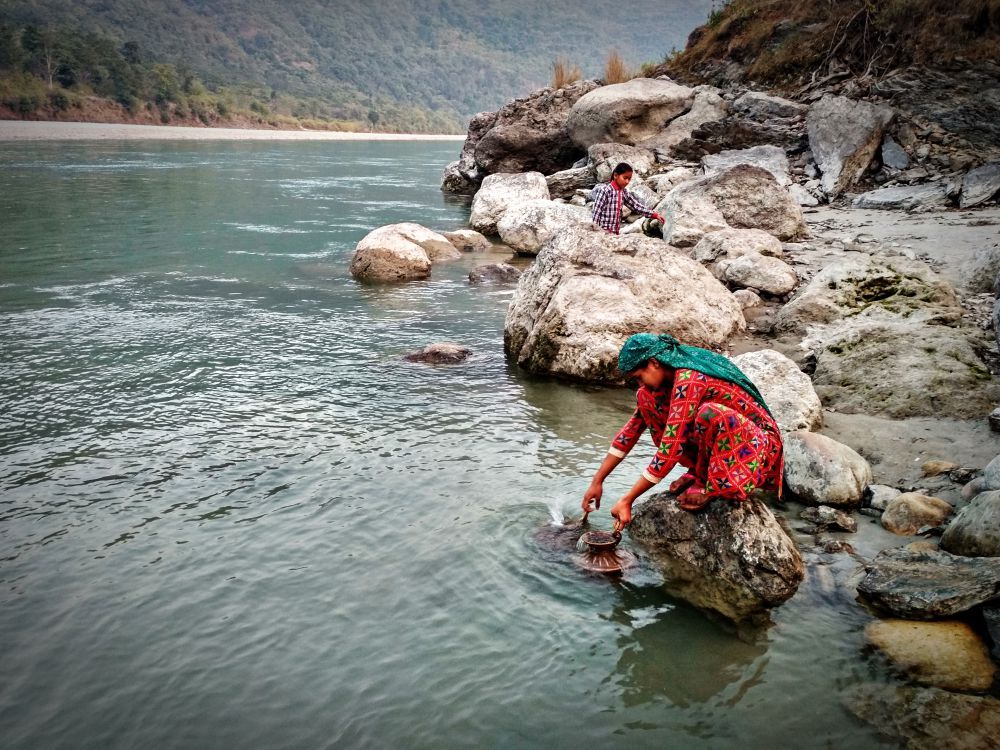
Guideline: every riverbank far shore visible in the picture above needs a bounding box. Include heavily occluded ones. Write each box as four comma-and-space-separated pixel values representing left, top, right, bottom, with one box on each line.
0, 120, 465, 141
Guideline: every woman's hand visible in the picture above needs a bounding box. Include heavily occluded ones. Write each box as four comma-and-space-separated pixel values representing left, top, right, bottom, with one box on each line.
610, 497, 633, 532
582, 480, 603, 513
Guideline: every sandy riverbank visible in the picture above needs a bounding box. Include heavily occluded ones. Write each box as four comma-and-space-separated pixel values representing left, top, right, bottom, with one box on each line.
0, 120, 465, 142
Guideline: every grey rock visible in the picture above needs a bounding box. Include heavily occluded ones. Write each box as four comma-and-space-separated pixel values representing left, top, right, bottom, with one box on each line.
846, 683, 1000, 750
566, 78, 695, 148
496, 199, 591, 256
469, 172, 549, 235
732, 288, 762, 310
940, 490, 1000, 557
545, 166, 596, 200
881, 136, 910, 171
783, 430, 872, 507
404, 343, 471, 364
645, 167, 699, 195
588, 143, 655, 182
960, 163, 1000, 208
789, 183, 819, 206
691, 228, 784, 263
807, 95, 895, 197
441, 229, 492, 253
503, 228, 745, 382
350, 222, 459, 283
991, 407, 1000, 433
629, 491, 804, 625
961, 243, 1000, 293
851, 183, 949, 211
718, 252, 798, 296
468, 263, 522, 285
730, 349, 822, 432
864, 484, 902, 511
440, 110, 498, 194
702, 144, 792, 186
638, 85, 728, 155
800, 505, 857, 533
857, 545, 1000, 618
732, 91, 807, 119
984, 606, 1000, 659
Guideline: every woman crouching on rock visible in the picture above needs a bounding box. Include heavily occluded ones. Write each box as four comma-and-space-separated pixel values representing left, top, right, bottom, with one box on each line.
583, 333, 783, 529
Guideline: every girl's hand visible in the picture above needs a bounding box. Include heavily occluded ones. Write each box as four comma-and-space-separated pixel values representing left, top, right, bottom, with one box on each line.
610, 497, 632, 532
582, 481, 603, 513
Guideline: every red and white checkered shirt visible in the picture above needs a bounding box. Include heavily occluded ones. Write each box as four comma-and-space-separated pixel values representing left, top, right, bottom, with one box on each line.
590, 180, 656, 234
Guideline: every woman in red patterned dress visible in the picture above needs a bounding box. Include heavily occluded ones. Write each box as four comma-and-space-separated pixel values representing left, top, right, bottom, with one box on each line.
582, 333, 783, 530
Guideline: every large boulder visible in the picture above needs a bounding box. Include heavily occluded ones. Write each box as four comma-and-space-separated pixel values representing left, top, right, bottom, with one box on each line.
350, 222, 459, 282
846, 684, 1000, 750
628, 491, 804, 625
469, 172, 549, 235
960, 162, 1000, 208
783, 430, 872, 507
473, 81, 598, 177
807, 95, 895, 197
658, 165, 808, 247
637, 85, 728, 155
857, 545, 1000, 618
504, 228, 745, 382
774, 255, 962, 335
881, 493, 953, 535
691, 228, 783, 263
587, 143, 655, 182
962, 454, 1000, 499
864, 620, 997, 692
441, 110, 498, 194
566, 78, 695, 148
732, 91, 807, 120
730, 350, 822, 432
702, 145, 792, 186
941, 490, 1000, 557
545, 166, 596, 200
496, 199, 591, 256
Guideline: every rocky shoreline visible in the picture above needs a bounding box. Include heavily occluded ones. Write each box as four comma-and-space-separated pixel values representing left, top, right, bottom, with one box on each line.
348, 69, 1000, 745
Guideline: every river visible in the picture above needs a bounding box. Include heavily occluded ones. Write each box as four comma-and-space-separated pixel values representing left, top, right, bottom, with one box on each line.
0, 140, 893, 748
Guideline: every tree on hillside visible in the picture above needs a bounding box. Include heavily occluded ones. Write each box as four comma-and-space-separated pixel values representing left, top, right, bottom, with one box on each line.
367, 107, 379, 131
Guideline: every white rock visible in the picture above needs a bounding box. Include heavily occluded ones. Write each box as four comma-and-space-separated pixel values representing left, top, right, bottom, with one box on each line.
702, 145, 792, 186
691, 228, 784, 263
566, 78, 695, 148
789, 183, 819, 206
732, 289, 763, 310
645, 167, 699, 195
350, 222, 454, 282
807, 95, 895, 197
731, 350, 822, 432
960, 163, 1000, 208
783, 430, 872, 507
638, 85, 728, 154
718, 253, 798, 296
470, 172, 549, 235
496, 199, 592, 256
588, 143, 655, 182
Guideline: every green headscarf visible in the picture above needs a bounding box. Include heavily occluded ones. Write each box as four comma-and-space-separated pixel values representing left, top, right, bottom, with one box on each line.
618, 333, 772, 415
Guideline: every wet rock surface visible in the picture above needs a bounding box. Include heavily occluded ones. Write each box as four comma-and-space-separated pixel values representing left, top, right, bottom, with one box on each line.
468, 263, 522, 285
940, 490, 1000, 557
628, 490, 804, 625
403, 343, 472, 364
880, 493, 953, 536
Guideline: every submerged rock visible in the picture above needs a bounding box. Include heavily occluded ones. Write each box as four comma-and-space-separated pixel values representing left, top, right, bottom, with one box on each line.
857, 545, 1000, 619
441, 229, 492, 253
403, 343, 472, 364
846, 683, 1000, 750
468, 263, 522, 285
503, 228, 745, 382
628, 491, 804, 625
865, 619, 997, 692
800, 505, 857, 533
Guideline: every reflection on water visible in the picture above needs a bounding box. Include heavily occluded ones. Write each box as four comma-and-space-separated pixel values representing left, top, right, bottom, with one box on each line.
0, 141, 893, 749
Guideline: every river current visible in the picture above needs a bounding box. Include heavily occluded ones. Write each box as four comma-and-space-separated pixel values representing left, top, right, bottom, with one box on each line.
0, 140, 893, 748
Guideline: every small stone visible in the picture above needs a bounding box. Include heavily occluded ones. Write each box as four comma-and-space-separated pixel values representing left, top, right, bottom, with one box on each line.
948, 467, 977, 484
864, 484, 902, 511
922, 459, 958, 477
822, 539, 855, 554
800, 505, 858, 533
881, 493, 953, 535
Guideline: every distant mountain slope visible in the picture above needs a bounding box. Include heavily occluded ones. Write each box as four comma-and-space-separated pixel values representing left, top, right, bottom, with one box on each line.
0, 0, 713, 129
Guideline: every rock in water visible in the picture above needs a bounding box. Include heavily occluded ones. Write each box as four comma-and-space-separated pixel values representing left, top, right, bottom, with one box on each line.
403, 343, 471, 364
441, 229, 492, 253
845, 683, 1000, 749
468, 263, 521, 285
881, 493, 953, 535
807, 95, 895, 197
864, 619, 997, 692
469, 172, 550, 235
628, 491, 804, 625
350, 222, 459, 282
857, 545, 1000, 619
940, 490, 1000, 557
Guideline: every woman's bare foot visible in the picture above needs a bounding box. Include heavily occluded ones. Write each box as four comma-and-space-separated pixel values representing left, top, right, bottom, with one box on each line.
668, 473, 696, 494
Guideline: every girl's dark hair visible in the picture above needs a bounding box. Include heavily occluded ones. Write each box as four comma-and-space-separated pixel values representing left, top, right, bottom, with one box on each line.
612, 162, 633, 176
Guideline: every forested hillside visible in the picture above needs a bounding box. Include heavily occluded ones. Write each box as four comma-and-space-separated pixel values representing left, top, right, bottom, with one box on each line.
0, 0, 712, 132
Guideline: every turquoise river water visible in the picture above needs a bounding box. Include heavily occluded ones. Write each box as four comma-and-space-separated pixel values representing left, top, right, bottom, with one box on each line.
0, 140, 896, 748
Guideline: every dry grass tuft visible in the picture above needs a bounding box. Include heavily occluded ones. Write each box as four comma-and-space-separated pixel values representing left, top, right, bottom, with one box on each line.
603, 50, 633, 84
551, 58, 582, 89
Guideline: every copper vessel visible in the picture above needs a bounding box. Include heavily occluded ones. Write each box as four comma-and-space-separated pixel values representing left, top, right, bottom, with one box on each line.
575, 530, 636, 575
